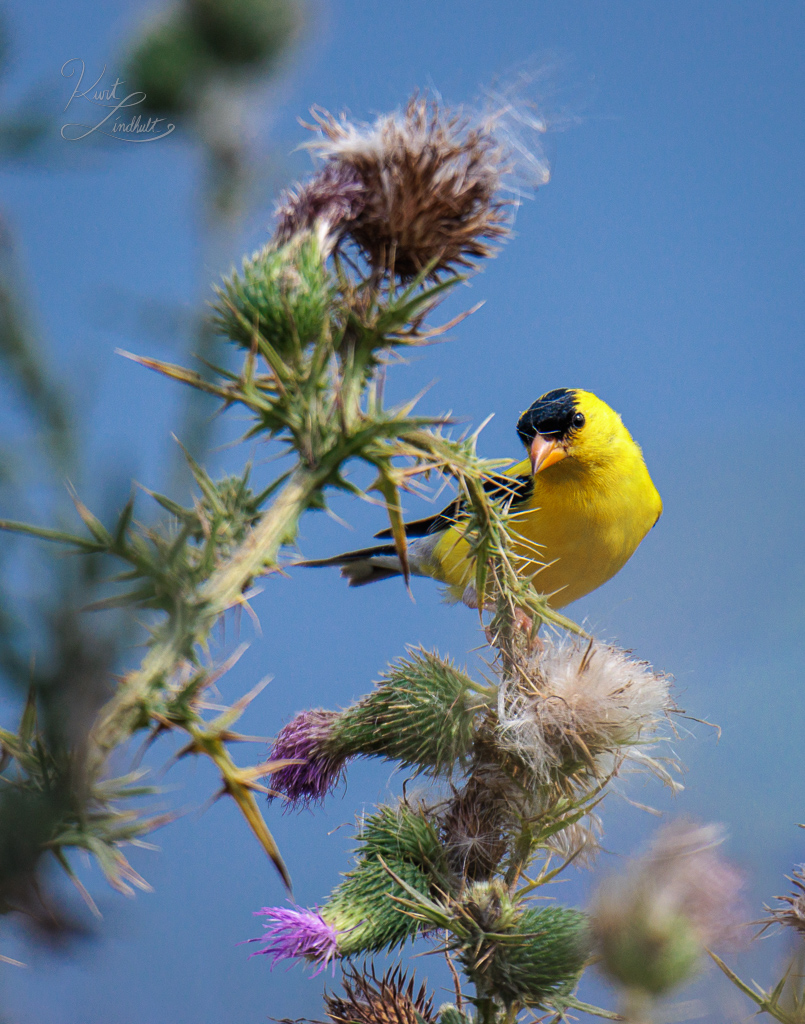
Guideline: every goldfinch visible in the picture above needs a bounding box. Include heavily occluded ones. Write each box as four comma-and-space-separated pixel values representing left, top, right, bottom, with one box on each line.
301, 389, 662, 610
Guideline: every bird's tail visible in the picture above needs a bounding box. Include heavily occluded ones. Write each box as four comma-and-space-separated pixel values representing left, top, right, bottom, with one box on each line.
295, 543, 406, 586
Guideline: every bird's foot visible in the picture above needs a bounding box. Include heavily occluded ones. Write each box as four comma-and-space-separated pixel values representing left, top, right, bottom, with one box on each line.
484, 609, 544, 652
515, 609, 544, 653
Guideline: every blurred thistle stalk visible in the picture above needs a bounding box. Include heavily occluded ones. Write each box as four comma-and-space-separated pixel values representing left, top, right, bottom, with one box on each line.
0, 56, 796, 1021
122, 0, 304, 476
0, 0, 305, 928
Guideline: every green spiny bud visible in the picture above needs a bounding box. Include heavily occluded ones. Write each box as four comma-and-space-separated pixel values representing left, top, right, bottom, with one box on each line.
200, 474, 262, 554
125, 14, 214, 116
589, 823, 743, 997
213, 233, 333, 354
457, 880, 519, 934
331, 650, 480, 775
357, 805, 449, 881
437, 1007, 473, 1024
188, 0, 298, 68
594, 907, 700, 995
456, 883, 589, 1008
323, 856, 431, 956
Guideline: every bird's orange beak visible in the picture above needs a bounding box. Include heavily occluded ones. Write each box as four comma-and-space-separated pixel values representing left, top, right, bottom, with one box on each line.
530, 434, 568, 476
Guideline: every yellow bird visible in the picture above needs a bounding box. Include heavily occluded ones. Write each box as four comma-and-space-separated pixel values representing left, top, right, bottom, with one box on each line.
301, 389, 662, 611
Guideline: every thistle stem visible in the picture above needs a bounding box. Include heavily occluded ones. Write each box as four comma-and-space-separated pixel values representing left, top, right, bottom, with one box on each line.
619, 987, 654, 1024
201, 467, 325, 616
91, 467, 324, 757
476, 994, 500, 1024
463, 678, 498, 699
85, 467, 330, 887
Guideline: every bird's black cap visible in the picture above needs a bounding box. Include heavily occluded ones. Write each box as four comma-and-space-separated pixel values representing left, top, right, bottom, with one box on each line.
516, 388, 579, 448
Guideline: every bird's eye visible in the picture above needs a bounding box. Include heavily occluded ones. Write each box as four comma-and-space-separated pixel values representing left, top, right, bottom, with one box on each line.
572, 412, 586, 428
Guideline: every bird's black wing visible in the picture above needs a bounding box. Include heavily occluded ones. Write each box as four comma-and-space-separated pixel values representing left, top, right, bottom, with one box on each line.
373, 473, 534, 539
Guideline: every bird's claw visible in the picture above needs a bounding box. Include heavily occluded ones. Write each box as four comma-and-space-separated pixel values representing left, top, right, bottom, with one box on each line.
515, 609, 544, 653
484, 609, 544, 653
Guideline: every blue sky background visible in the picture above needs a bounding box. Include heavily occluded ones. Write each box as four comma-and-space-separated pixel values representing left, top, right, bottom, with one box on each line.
0, 1, 804, 1021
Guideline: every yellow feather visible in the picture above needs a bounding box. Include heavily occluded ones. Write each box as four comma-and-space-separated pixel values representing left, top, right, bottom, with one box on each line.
430, 391, 662, 609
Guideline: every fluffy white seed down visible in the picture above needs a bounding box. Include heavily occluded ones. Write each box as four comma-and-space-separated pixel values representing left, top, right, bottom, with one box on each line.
544, 816, 603, 867
496, 639, 675, 783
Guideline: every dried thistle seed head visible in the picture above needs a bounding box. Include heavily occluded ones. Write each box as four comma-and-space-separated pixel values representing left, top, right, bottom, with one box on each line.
275, 95, 515, 279
763, 865, 805, 936
589, 821, 744, 996
325, 966, 436, 1024
212, 232, 332, 352
496, 639, 675, 786
266, 709, 347, 809
439, 772, 515, 882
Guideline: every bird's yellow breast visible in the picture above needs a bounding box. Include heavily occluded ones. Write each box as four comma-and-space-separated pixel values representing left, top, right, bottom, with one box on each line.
432, 446, 662, 610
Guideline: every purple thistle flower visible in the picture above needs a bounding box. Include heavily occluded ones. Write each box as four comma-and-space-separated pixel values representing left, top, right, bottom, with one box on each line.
268, 709, 347, 810
274, 161, 367, 251
248, 906, 340, 976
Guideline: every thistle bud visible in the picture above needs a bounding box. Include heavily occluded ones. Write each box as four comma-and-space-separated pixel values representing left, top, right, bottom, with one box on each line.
589, 822, 744, 997
356, 804, 448, 881
249, 852, 430, 973
125, 13, 213, 116
213, 232, 332, 353
324, 856, 431, 956
455, 882, 590, 1008
266, 652, 481, 810
187, 0, 297, 68
436, 1008, 473, 1024
331, 650, 480, 776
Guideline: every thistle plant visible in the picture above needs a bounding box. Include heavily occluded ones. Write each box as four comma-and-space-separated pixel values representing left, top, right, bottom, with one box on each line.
255, 629, 683, 1021
0, 84, 773, 1022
